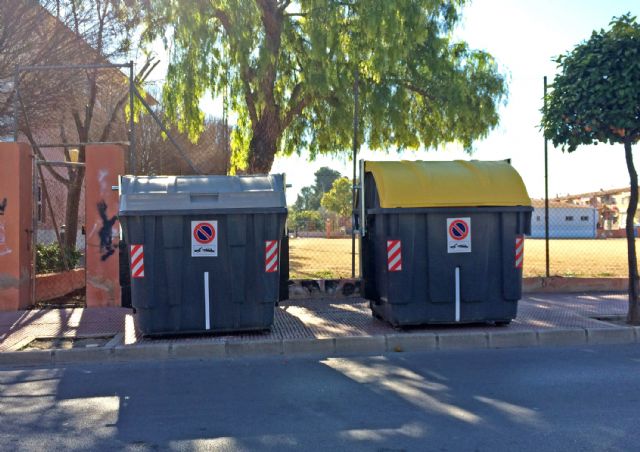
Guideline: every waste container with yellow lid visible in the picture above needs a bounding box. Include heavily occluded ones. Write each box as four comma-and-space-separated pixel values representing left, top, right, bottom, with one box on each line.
355, 160, 533, 326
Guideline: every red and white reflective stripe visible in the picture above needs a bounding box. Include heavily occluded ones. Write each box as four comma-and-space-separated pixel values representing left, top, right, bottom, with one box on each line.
265, 240, 278, 273
387, 240, 402, 272
515, 235, 524, 269
130, 244, 144, 278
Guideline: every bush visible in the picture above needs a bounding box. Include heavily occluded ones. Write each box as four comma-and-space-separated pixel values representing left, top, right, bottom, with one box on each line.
35, 243, 82, 274
288, 209, 323, 231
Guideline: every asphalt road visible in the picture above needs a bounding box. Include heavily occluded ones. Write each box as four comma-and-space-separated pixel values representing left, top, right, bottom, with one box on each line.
1, 344, 640, 451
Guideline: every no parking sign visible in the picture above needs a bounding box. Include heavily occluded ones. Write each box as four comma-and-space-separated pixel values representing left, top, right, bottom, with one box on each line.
447, 217, 471, 253
191, 220, 218, 257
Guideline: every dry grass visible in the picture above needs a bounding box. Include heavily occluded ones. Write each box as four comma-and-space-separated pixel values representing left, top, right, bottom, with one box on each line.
523, 238, 630, 277
289, 237, 361, 279
288, 237, 631, 279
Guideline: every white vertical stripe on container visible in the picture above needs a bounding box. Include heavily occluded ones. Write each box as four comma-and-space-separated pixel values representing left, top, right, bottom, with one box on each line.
204, 272, 210, 330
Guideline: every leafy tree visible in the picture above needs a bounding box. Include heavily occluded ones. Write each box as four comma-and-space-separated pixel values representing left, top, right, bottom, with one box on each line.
314, 167, 341, 194
147, 0, 507, 174
294, 186, 320, 211
541, 14, 640, 324
293, 166, 342, 210
321, 177, 352, 219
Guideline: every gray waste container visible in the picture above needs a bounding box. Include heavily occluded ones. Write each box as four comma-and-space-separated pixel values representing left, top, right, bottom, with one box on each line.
119, 174, 287, 335
356, 160, 532, 327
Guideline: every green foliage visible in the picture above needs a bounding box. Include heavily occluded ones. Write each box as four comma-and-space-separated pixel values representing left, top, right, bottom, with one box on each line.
146, 0, 507, 172
321, 177, 352, 218
293, 166, 342, 210
288, 209, 323, 231
35, 243, 82, 274
314, 167, 341, 194
542, 14, 640, 150
294, 186, 321, 211
541, 13, 640, 322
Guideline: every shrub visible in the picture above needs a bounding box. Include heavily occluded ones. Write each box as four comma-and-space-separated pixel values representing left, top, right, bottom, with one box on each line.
35, 243, 82, 274
288, 209, 323, 231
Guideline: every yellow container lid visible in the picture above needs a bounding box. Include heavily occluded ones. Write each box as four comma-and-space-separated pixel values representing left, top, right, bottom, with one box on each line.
365, 160, 532, 208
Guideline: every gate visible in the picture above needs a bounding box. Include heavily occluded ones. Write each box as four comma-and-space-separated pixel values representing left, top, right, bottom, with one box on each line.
32, 157, 86, 306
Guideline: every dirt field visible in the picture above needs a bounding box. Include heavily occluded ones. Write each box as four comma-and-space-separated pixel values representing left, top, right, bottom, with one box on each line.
288, 237, 631, 279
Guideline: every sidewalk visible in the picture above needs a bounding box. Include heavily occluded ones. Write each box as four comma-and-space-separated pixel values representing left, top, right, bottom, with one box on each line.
0, 293, 638, 366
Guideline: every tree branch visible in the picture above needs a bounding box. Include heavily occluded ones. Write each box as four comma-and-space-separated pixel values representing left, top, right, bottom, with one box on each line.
240, 63, 258, 124
282, 83, 311, 129
16, 92, 71, 186
278, 0, 292, 12
377, 75, 438, 103
100, 58, 159, 142
210, 4, 232, 34
256, 0, 283, 108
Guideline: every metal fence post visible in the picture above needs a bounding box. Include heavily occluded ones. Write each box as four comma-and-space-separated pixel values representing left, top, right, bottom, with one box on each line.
351, 67, 360, 279
129, 61, 136, 174
544, 76, 550, 277
13, 67, 19, 141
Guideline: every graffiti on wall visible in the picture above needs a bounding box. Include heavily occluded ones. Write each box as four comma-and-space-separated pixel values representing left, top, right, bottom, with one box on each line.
97, 200, 117, 261
0, 198, 9, 256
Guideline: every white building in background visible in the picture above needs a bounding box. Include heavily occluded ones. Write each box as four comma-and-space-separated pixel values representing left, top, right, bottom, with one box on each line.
556, 187, 640, 231
530, 199, 598, 239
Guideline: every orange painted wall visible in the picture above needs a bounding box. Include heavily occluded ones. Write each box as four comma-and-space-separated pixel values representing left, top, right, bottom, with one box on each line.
0, 143, 33, 311
85, 145, 124, 308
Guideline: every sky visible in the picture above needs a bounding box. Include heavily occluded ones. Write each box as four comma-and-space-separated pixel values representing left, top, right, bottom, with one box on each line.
148, 0, 640, 204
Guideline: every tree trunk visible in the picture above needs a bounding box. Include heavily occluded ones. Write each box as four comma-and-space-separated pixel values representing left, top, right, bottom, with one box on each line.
63, 167, 85, 265
247, 117, 280, 174
624, 140, 640, 324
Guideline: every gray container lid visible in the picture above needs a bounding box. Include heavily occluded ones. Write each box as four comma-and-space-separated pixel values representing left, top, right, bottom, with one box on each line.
119, 174, 287, 216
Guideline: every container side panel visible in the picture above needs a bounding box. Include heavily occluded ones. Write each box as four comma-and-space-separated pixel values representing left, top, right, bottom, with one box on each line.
502, 214, 522, 301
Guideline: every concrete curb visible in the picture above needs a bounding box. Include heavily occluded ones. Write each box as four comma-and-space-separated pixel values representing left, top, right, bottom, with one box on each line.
0, 326, 638, 368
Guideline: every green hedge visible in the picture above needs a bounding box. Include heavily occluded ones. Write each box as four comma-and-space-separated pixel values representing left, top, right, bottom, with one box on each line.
36, 243, 82, 274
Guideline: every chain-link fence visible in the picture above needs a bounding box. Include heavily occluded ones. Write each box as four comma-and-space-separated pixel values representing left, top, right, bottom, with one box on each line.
33, 159, 86, 306
8, 61, 232, 306
132, 85, 231, 177
287, 183, 634, 281
9, 62, 135, 307
527, 191, 634, 278
287, 218, 359, 279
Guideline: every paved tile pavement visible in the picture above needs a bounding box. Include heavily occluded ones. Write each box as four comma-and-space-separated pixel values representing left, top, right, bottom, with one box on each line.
0, 293, 630, 352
